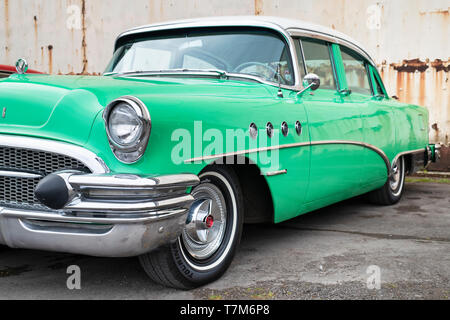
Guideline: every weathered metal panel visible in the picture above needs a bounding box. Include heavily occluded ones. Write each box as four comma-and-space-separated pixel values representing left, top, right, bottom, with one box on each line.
0, 0, 448, 145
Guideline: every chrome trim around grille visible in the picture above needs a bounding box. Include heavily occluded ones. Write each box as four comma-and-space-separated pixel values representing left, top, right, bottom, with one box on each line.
0, 134, 109, 174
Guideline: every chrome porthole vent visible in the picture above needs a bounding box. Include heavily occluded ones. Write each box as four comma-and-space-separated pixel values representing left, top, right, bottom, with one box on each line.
266, 122, 274, 138
249, 123, 258, 139
295, 121, 302, 136
281, 122, 289, 137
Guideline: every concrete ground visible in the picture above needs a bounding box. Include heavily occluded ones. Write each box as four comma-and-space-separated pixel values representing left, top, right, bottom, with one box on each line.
0, 182, 449, 300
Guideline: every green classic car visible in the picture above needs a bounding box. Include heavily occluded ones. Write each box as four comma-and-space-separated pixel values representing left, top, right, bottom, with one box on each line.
0, 17, 439, 289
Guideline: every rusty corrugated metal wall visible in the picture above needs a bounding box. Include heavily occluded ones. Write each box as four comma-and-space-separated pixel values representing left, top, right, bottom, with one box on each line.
1, 0, 449, 146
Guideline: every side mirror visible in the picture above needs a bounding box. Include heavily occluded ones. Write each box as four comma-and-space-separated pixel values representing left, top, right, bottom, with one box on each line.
298, 73, 320, 97
303, 73, 321, 91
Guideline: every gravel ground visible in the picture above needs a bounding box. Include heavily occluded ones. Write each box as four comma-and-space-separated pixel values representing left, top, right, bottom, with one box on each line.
0, 182, 449, 300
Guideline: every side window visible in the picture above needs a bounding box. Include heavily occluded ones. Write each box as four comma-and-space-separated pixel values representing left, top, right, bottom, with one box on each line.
372, 70, 387, 97
340, 46, 372, 95
300, 38, 336, 90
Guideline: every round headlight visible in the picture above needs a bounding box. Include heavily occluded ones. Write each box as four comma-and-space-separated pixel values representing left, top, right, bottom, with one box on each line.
108, 102, 143, 147
104, 96, 151, 164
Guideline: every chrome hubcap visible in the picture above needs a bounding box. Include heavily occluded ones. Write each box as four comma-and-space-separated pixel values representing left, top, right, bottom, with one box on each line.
182, 183, 227, 260
390, 160, 401, 191
185, 199, 215, 244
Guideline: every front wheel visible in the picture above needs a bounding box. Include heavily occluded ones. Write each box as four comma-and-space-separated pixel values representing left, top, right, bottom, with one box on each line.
368, 156, 406, 205
139, 166, 244, 289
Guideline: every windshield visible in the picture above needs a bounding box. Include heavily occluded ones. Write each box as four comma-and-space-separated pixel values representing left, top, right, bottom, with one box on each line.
105, 28, 295, 85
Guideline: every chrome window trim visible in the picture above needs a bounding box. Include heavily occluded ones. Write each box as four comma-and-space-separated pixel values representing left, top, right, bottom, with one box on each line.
113, 18, 377, 91
288, 28, 376, 67
0, 134, 109, 174
113, 20, 303, 91
297, 37, 307, 76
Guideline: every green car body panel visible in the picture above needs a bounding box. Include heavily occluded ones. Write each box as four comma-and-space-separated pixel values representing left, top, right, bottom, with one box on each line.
0, 69, 429, 224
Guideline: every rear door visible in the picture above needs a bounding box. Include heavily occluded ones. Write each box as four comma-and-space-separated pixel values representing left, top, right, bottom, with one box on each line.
338, 46, 396, 187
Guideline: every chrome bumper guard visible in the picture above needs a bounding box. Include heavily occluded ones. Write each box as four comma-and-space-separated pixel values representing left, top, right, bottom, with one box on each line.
0, 173, 199, 257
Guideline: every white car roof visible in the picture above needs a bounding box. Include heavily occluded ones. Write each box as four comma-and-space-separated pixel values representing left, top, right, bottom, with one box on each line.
116, 16, 375, 65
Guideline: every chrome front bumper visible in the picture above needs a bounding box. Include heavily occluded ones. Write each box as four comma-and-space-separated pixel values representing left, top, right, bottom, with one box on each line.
0, 173, 199, 257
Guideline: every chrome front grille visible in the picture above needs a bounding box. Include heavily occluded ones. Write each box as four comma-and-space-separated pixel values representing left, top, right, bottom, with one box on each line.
0, 146, 91, 209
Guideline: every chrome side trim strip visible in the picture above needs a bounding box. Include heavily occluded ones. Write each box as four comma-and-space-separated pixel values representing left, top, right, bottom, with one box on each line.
184, 140, 426, 177
0, 170, 43, 179
0, 134, 109, 174
392, 149, 425, 166
184, 141, 310, 164
265, 169, 288, 177
309, 140, 391, 174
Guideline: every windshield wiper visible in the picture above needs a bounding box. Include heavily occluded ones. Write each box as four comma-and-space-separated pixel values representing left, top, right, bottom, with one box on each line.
104, 69, 268, 85
104, 69, 228, 79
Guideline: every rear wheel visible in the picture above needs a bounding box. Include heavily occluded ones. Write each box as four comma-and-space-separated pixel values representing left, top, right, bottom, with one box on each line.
368, 156, 405, 205
139, 166, 244, 289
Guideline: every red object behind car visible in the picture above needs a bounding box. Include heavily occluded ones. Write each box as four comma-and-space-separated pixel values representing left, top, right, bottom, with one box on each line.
0, 64, 44, 78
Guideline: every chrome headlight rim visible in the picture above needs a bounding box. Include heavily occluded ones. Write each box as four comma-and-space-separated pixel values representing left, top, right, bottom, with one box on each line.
103, 96, 151, 164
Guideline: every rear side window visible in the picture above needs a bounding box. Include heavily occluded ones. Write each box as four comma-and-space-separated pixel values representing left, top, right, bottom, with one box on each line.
340, 46, 372, 95
373, 71, 387, 97
301, 38, 336, 90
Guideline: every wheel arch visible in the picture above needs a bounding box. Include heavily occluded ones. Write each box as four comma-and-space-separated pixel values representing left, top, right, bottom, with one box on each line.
198, 155, 274, 224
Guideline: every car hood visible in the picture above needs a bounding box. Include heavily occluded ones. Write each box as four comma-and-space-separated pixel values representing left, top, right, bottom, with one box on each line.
0, 74, 273, 145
